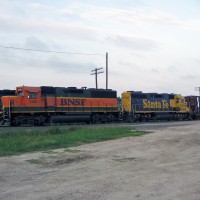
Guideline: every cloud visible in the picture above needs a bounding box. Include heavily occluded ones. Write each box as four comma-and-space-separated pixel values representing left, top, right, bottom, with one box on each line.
0, 51, 94, 74
0, 16, 100, 41
28, 3, 49, 11
107, 34, 159, 51
66, 3, 200, 30
45, 56, 95, 73
181, 75, 197, 80
195, 59, 200, 64
0, 1, 100, 41
179, 20, 200, 31
24, 37, 50, 50
70, 3, 188, 28
118, 60, 138, 67
150, 68, 160, 74
167, 66, 178, 72
1, 1, 200, 45
112, 0, 146, 7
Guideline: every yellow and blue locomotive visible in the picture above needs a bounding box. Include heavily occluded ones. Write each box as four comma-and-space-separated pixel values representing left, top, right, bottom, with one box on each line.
122, 91, 190, 122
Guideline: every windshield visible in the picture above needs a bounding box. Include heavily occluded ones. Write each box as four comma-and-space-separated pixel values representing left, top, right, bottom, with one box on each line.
17, 88, 24, 96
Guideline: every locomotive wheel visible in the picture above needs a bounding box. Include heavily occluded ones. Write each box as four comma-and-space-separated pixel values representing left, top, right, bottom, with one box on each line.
142, 116, 148, 122
92, 115, 99, 124
128, 117, 134, 123
34, 119, 40, 126
11, 116, 22, 126
138, 116, 142, 122
11, 118, 18, 126
107, 114, 114, 122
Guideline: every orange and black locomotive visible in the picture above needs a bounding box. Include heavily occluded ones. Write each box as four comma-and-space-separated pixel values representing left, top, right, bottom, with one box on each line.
0, 86, 118, 126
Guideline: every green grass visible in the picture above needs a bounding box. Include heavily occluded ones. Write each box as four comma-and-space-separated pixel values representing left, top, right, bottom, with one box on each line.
0, 126, 145, 156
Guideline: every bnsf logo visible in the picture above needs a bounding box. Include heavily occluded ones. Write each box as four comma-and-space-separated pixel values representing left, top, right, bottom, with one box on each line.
60, 99, 86, 106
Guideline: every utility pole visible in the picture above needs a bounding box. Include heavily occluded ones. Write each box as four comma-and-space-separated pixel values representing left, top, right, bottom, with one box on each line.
106, 52, 108, 89
195, 87, 200, 95
91, 68, 104, 89
195, 87, 200, 112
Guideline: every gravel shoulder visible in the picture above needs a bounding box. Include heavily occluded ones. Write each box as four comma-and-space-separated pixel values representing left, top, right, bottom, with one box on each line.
0, 121, 200, 200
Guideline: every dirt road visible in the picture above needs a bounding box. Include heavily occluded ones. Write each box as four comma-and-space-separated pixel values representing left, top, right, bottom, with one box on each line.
0, 121, 200, 200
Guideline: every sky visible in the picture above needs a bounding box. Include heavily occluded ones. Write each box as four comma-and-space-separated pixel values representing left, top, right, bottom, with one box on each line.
0, 0, 200, 96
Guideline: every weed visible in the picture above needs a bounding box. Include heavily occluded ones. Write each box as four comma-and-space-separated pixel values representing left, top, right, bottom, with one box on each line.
0, 127, 146, 156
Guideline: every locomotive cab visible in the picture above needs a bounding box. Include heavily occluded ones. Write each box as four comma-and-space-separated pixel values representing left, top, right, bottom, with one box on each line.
174, 95, 190, 112
0, 86, 43, 126
16, 86, 41, 99
15, 86, 42, 109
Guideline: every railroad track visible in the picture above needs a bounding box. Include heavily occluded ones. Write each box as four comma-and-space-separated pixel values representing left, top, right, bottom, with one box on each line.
0, 120, 198, 133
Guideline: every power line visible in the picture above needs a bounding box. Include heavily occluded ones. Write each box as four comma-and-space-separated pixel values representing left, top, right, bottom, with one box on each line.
0, 45, 104, 56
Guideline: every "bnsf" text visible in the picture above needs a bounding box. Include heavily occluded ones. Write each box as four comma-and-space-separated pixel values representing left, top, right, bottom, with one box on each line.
60, 99, 86, 106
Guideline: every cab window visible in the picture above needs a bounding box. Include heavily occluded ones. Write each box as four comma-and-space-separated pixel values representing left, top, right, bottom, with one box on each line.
29, 92, 37, 99
17, 88, 24, 96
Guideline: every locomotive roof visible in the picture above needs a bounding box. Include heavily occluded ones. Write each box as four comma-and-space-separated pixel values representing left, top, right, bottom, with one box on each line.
126, 91, 178, 96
